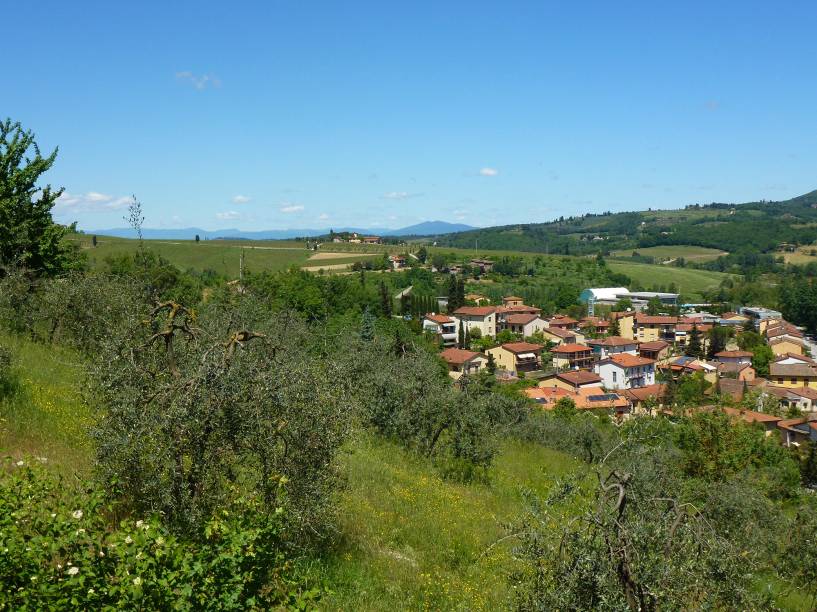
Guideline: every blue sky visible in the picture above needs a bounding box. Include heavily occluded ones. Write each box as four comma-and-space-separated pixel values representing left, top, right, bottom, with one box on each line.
6, 1, 817, 231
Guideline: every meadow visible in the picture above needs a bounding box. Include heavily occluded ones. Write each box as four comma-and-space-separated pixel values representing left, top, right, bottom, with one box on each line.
607, 260, 733, 301
610, 244, 727, 262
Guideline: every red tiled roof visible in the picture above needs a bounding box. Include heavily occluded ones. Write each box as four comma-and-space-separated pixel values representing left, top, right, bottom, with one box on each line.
556, 370, 602, 386
639, 341, 669, 351
715, 350, 753, 358
596, 336, 637, 347
425, 313, 453, 324
544, 327, 576, 339
454, 306, 496, 316
439, 348, 482, 365
623, 383, 667, 402
721, 407, 782, 424
497, 305, 542, 314
608, 353, 655, 368
676, 323, 713, 332
552, 343, 592, 354
501, 341, 545, 354
503, 295, 524, 301
772, 353, 816, 365
549, 315, 578, 325
505, 313, 540, 325
635, 314, 678, 325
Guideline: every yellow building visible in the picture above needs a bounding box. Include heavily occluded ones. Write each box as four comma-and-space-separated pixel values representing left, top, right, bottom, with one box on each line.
769, 337, 805, 357
769, 362, 817, 389
486, 342, 543, 375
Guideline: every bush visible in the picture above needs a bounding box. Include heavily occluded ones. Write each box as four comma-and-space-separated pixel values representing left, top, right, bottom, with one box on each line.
0, 458, 320, 610
0, 344, 16, 400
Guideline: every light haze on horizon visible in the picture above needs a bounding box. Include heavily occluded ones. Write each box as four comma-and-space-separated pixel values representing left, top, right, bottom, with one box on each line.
5, 1, 817, 231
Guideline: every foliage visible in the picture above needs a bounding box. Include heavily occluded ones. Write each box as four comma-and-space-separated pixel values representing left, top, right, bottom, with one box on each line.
752, 343, 775, 378
0, 458, 319, 610
90, 299, 355, 536
0, 119, 79, 278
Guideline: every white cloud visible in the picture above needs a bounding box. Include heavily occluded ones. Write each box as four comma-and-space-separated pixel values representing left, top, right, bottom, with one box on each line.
175, 71, 222, 90
318, 213, 329, 220
382, 191, 424, 200
216, 211, 241, 220
280, 203, 304, 213
479, 167, 499, 177
231, 194, 251, 204
55, 191, 132, 213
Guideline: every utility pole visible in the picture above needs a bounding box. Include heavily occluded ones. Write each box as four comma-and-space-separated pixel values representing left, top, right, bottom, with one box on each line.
239, 247, 245, 283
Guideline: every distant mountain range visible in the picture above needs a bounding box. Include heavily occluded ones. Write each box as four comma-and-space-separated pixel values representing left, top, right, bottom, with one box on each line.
90, 220, 475, 240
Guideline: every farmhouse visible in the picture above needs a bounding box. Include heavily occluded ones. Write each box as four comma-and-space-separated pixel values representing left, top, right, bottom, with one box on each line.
453, 306, 497, 338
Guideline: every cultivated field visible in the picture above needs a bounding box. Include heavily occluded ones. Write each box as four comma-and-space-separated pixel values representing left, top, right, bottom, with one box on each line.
611, 245, 727, 262
607, 261, 734, 301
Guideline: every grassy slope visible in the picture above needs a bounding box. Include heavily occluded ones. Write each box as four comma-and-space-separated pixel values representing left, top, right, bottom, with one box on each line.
611, 245, 727, 261
607, 261, 732, 301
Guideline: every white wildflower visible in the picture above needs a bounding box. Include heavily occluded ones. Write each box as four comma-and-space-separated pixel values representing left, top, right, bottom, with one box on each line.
15, 460, 24, 467
67, 566, 79, 576
133, 576, 142, 586
135, 520, 144, 529
124, 535, 133, 544
88, 588, 95, 595
72, 510, 83, 520
50, 513, 56, 519
98, 550, 105, 557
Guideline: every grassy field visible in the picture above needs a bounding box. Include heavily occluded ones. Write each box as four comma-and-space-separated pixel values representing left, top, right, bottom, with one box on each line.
607, 261, 734, 301
69, 234, 380, 277
611, 244, 727, 262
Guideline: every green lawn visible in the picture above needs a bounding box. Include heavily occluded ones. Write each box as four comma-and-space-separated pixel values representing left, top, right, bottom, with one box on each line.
611, 244, 727, 262
607, 261, 734, 301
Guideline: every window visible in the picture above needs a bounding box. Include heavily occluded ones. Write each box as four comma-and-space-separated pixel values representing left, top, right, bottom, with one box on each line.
612, 371, 617, 382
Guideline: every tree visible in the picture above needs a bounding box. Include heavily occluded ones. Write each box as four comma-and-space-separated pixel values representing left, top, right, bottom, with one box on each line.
463, 326, 471, 350
0, 119, 76, 277
416, 246, 428, 263
614, 297, 633, 312
195, 234, 200, 243
609, 316, 621, 336
379, 280, 392, 317
447, 275, 459, 312
645, 296, 662, 315
706, 324, 729, 359
752, 344, 775, 378
686, 324, 702, 358
92, 235, 98, 248
486, 352, 497, 374
802, 441, 817, 488
458, 322, 465, 349
360, 306, 375, 341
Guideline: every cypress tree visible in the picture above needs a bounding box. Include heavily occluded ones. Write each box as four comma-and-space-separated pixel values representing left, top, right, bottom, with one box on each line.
687, 324, 702, 358
379, 280, 392, 317
360, 306, 375, 341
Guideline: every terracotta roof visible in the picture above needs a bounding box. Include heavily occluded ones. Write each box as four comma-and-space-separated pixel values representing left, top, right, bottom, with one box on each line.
623, 383, 667, 402
556, 370, 602, 386
524, 387, 629, 410
505, 313, 540, 325
425, 313, 453, 324
543, 327, 576, 339
552, 343, 592, 354
503, 295, 524, 301
580, 316, 610, 328
439, 348, 483, 365
454, 306, 496, 317
595, 336, 637, 347
607, 353, 655, 368
766, 324, 804, 339
717, 362, 752, 374
716, 378, 748, 400
549, 315, 578, 325
501, 341, 545, 354
715, 350, 753, 358
635, 314, 678, 325
769, 363, 817, 378
676, 323, 713, 332
639, 341, 669, 351
769, 336, 806, 348
497, 305, 542, 314
772, 353, 816, 365
721, 406, 782, 424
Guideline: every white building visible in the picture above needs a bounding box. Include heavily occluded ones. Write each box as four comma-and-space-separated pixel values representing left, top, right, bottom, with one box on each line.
423, 314, 458, 346
595, 353, 656, 390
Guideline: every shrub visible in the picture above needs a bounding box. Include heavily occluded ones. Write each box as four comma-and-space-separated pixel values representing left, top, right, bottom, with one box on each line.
0, 457, 320, 610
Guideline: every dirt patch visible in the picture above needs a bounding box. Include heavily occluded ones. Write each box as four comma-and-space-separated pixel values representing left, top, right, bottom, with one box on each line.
308, 251, 377, 261
301, 263, 355, 272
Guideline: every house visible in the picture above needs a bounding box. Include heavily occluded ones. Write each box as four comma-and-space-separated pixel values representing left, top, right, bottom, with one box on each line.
439, 348, 488, 379
639, 340, 670, 362
422, 313, 459, 347
773, 353, 817, 367
716, 361, 756, 382
469, 258, 494, 273
595, 353, 656, 390
721, 311, 751, 324
764, 321, 804, 343
631, 314, 679, 343
538, 370, 604, 392
587, 336, 639, 360
769, 362, 817, 389
486, 342, 544, 375
503, 313, 549, 337
721, 407, 782, 435
579, 316, 611, 334
464, 293, 489, 305
389, 255, 407, 269
777, 418, 817, 447
524, 386, 630, 415
674, 322, 712, 349
769, 336, 806, 357
540, 326, 583, 346
623, 384, 667, 414
552, 343, 594, 371
453, 306, 497, 338
765, 386, 817, 414
363, 236, 382, 244
715, 350, 753, 364
547, 315, 580, 331
502, 295, 525, 307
